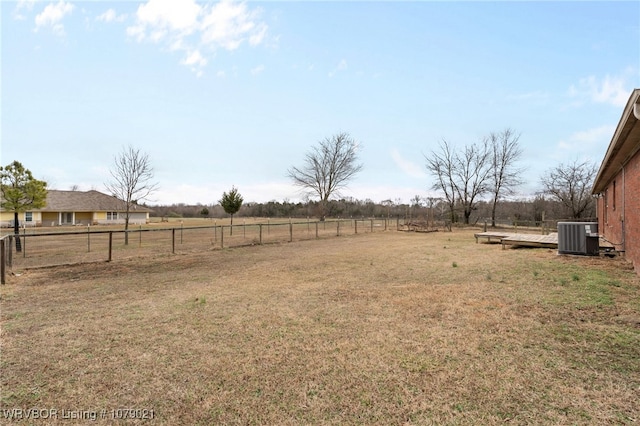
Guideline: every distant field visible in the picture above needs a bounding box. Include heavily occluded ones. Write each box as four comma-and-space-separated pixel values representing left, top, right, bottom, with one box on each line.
1, 230, 639, 424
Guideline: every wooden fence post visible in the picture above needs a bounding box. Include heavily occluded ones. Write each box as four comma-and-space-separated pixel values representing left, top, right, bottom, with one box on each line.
315, 222, 318, 239
370, 219, 373, 233
8, 236, 12, 267
289, 222, 293, 242
221, 226, 224, 248
337, 221, 340, 236
87, 225, 91, 252
355, 220, 358, 234
259, 224, 263, 244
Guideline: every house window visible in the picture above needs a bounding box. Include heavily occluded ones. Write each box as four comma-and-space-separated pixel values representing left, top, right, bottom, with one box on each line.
107, 212, 118, 220
25, 212, 33, 222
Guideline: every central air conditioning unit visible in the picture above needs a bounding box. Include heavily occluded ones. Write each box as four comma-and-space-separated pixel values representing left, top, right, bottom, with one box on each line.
557, 222, 599, 256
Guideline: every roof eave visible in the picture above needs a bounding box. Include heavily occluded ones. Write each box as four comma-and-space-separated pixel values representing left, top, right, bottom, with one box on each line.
592, 89, 640, 194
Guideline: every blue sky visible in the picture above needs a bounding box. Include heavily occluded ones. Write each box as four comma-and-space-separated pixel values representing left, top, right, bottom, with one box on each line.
2, 0, 639, 206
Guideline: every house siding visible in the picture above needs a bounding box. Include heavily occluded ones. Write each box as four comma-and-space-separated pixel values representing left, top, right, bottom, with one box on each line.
0, 211, 41, 227
75, 212, 92, 225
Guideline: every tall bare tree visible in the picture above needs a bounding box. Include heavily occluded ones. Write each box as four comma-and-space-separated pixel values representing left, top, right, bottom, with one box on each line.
540, 159, 597, 219
105, 145, 158, 245
488, 128, 525, 227
288, 132, 363, 220
425, 140, 457, 223
425, 139, 492, 224
0, 161, 48, 252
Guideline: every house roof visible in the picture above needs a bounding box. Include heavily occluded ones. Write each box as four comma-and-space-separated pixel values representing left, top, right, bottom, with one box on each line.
592, 88, 640, 194
37, 190, 153, 213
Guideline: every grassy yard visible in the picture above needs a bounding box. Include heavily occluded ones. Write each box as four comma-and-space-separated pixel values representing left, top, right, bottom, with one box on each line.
1, 229, 638, 424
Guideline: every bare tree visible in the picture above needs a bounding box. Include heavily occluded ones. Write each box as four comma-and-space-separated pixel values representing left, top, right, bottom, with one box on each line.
539, 159, 597, 219
425, 140, 458, 223
488, 128, 525, 227
288, 132, 363, 220
105, 145, 158, 245
425, 139, 492, 224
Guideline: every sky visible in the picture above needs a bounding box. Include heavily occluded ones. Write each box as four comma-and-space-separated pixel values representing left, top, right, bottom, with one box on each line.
2, 0, 639, 206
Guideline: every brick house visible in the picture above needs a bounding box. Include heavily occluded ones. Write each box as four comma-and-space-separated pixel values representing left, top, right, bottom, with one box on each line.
592, 88, 640, 274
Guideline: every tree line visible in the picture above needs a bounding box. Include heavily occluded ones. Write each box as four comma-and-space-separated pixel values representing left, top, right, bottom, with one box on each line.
147, 194, 594, 225
2, 127, 600, 251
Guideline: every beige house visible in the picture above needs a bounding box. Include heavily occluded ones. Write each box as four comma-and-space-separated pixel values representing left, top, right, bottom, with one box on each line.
1, 190, 152, 227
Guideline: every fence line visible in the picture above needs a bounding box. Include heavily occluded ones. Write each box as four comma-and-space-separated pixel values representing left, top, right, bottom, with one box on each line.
0, 218, 402, 281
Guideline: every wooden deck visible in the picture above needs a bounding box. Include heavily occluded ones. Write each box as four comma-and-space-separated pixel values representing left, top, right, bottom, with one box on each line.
474, 231, 559, 249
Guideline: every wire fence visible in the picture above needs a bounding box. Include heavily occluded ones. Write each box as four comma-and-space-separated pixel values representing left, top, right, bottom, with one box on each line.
0, 218, 402, 282
0, 216, 593, 284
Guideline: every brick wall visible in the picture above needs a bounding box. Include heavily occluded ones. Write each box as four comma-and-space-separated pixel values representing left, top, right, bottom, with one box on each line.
625, 151, 640, 273
599, 151, 640, 273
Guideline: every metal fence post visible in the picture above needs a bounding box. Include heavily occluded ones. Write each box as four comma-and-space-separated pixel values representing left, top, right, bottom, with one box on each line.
108, 232, 113, 262
172, 228, 176, 254
259, 224, 263, 244
1, 239, 5, 285
221, 226, 224, 248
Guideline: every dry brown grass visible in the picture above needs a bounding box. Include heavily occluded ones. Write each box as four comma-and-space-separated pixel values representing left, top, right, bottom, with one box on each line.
1, 229, 639, 425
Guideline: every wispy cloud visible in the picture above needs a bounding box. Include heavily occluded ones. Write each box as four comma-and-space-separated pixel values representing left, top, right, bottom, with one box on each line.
127, 0, 269, 76
13, 0, 35, 20
555, 125, 615, 161
251, 64, 265, 75
96, 9, 127, 23
391, 149, 426, 179
181, 50, 207, 77
34, 0, 74, 36
568, 70, 634, 107
328, 59, 348, 77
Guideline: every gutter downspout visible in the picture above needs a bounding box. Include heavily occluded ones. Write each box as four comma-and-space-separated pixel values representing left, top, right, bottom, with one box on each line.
634, 103, 640, 120
622, 165, 625, 254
